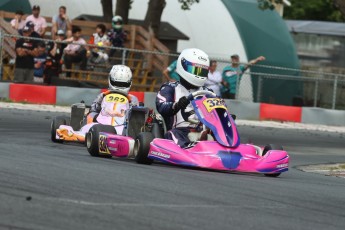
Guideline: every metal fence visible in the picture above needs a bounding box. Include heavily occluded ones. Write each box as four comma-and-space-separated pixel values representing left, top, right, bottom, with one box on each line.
1, 31, 345, 110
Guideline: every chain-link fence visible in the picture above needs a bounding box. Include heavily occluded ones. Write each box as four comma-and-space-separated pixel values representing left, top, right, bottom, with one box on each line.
1, 31, 345, 110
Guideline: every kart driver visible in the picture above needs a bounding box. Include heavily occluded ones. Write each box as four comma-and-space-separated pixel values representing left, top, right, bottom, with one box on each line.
86, 64, 138, 123
156, 48, 212, 148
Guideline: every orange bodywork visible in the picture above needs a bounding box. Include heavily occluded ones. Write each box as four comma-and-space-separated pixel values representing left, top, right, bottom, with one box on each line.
56, 128, 85, 142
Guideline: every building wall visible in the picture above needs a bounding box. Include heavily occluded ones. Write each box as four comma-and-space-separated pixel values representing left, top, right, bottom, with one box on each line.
292, 33, 345, 69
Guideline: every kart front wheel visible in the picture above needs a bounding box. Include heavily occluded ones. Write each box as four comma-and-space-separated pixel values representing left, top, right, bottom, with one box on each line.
51, 116, 70, 143
86, 124, 116, 157
134, 132, 154, 165
263, 144, 283, 178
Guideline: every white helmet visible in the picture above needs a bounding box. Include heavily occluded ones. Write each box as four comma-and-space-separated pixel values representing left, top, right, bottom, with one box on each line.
176, 48, 210, 87
108, 65, 132, 94
112, 15, 123, 29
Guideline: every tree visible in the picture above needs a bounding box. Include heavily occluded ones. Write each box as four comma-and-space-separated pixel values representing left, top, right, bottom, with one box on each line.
257, 0, 283, 10
334, 0, 345, 18
258, 0, 345, 22
100, 0, 200, 37
143, 0, 199, 36
115, 0, 132, 24
143, 0, 166, 36
101, 0, 113, 22
284, 0, 345, 22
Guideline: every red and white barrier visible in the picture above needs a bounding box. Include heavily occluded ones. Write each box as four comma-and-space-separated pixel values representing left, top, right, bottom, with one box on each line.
1, 83, 344, 126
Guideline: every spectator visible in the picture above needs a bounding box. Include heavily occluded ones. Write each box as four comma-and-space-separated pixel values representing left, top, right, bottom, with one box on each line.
19, 21, 40, 39
63, 26, 88, 77
52, 6, 72, 39
10, 10, 25, 31
108, 15, 127, 59
88, 24, 110, 66
33, 42, 47, 83
204, 60, 222, 96
14, 26, 38, 83
162, 60, 179, 82
221, 54, 265, 99
25, 5, 47, 37
44, 30, 66, 84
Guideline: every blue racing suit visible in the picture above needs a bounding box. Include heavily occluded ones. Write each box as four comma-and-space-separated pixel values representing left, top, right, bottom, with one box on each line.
156, 81, 211, 148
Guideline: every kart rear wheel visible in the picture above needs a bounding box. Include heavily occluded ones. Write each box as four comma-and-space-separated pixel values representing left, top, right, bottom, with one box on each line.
134, 132, 154, 165
51, 116, 70, 143
86, 124, 116, 157
151, 123, 164, 139
263, 144, 283, 177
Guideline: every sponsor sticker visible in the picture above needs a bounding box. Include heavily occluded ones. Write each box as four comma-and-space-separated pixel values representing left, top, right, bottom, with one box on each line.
277, 163, 288, 168
150, 151, 170, 159
99, 134, 110, 154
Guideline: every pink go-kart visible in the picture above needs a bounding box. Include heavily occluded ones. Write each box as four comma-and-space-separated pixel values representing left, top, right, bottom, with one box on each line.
134, 90, 289, 177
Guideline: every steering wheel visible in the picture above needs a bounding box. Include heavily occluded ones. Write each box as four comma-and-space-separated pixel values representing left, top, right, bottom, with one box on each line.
184, 90, 217, 124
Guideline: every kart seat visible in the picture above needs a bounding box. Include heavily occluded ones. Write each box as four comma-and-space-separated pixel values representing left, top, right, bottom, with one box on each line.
188, 130, 214, 142
70, 103, 86, 131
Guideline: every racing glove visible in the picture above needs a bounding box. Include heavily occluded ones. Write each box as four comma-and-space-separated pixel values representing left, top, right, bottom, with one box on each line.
173, 96, 190, 114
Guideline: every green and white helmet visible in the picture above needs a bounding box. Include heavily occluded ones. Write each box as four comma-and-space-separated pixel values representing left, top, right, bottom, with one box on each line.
112, 15, 123, 29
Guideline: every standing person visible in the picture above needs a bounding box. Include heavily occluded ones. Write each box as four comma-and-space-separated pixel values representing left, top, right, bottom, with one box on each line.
162, 60, 180, 82
52, 6, 72, 39
63, 26, 88, 77
221, 54, 265, 99
44, 30, 67, 84
33, 42, 47, 83
156, 48, 211, 148
13, 26, 38, 83
108, 15, 127, 60
10, 10, 25, 31
19, 21, 40, 38
25, 5, 47, 37
204, 60, 222, 96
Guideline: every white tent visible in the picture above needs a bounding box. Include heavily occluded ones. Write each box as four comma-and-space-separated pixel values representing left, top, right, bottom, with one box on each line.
28, 0, 248, 60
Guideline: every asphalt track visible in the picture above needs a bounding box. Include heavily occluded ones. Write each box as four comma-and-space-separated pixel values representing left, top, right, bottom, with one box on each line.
0, 108, 345, 230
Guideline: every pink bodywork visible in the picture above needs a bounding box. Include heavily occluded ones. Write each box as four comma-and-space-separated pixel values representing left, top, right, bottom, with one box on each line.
99, 132, 135, 158
148, 139, 289, 174
146, 94, 289, 175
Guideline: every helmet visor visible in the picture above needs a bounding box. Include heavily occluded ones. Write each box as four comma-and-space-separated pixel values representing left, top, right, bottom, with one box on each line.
110, 78, 131, 88
181, 58, 209, 78
112, 21, 123, 29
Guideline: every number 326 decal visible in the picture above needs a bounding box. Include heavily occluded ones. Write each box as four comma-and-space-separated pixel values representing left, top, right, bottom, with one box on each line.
203, 98, 226, 112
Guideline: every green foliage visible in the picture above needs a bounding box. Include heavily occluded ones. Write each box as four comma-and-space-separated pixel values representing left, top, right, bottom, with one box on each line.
258, 0, 345, 22
284, 0, 345, 22
178, 0, 200, 10
258, 0, 283, 10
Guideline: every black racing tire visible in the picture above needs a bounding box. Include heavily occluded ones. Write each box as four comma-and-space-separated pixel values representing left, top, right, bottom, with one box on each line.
134, 132, 154, 165
151, 123, 164, 139
86, 124, 116, 157
51, 116, 70, 143
263, 144, 283, 177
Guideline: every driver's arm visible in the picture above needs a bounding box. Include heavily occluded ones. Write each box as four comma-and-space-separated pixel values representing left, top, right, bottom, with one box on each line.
90, 93, 105, 113
156, 84, 175, 116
